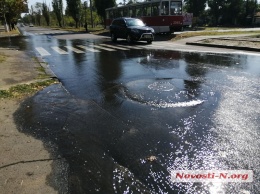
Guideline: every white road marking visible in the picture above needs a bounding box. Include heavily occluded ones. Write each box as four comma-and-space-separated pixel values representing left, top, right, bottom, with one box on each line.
99, 44, 129, 50
76, 45, 101, 52
64, 46, 85, 53
116, 44, 144, 50
35, 47, 51, 56
51, 46, 68, 54
90, 44, 116, 51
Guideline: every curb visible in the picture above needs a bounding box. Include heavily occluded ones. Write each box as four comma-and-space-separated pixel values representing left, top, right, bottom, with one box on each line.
16, 26, 24, 36
35, 57, 58, 80
186, 42, 260, 52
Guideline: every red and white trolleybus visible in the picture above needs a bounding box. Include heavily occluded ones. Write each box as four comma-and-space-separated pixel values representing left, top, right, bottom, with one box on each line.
105, 0, 183, 34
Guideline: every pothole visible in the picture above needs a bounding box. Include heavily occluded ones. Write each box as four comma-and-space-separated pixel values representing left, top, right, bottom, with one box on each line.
123, 79, 204, 108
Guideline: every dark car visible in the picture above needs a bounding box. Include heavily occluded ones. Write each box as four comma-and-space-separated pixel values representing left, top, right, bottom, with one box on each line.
110, 17, 155, 44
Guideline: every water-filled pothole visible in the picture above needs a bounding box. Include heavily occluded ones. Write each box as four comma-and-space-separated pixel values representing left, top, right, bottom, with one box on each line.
123, 79, 204, 108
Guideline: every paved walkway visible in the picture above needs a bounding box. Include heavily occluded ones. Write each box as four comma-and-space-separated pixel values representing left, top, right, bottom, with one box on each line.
0, 25, 61, 194
185, 35, 260, 52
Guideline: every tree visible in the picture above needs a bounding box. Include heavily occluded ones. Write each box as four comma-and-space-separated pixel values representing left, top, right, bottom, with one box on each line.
52, 0, 63, 27
30, 5, 35, 25
244, 0, 258, 25
183, 0, 207, 26
221, 0, 244, 25
0, 0, 28, 29
21, 13, 30, 24
207, 0, 258, 26
207, 0, 226, 25
66, 0, 81, 28
126, 0, 134, 5
184, 0, 207, 17
42, 2, 50, 26
34, 2, 42, 26
94, 0, 116, 27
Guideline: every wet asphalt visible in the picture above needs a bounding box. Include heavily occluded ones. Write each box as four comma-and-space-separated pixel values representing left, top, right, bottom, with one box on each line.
1, 31, 259, 193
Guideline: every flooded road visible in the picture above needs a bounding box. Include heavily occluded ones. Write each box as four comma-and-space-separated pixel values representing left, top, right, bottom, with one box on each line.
2, 34, 259, 193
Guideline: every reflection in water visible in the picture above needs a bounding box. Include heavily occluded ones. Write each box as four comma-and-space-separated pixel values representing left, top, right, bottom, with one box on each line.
0, 36, 29, 50
13, 38, 260, 194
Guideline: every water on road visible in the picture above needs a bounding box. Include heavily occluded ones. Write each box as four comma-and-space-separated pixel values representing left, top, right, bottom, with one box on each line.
2, 35, 259, 193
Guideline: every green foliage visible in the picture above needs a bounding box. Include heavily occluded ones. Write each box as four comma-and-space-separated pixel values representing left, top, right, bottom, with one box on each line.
94, 0, 116, 26
1, 0, 28, 24
0, 79, 57, 99
42, 3, 50, 26
52, 0, 63, 27
0, 53, 6, 63
66, 0, 81, 27
31, 3, 42, 25
207, 0, 226, 25
184, 0, 207, 17
208, 0, 258, 26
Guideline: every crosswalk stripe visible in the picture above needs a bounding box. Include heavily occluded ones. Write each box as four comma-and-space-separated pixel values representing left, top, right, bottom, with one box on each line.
34, 42, 174, 56
153, 43, 172, 47
51, 46, 68, 54
90, 44, 116, 51
64, 46, 85, 53
136, 44, 164, 49
115, 44, 144, 50
76, 45, 101, 52
35, 47, 51, 56
99, 44, 129, 50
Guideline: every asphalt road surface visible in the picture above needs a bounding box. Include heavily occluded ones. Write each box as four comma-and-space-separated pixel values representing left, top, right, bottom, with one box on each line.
2, 27, 260, 193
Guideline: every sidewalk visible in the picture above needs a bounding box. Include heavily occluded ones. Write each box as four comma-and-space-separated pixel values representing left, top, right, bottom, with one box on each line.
185, 35, 260, 52
0, 26, 60, 194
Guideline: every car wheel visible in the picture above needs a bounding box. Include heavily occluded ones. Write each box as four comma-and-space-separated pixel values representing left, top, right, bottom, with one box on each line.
111, 33, 117, 42
126, 35, 133, 44
147, 40, 152, 44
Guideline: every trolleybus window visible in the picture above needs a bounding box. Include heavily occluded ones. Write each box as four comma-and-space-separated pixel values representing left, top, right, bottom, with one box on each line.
170, 1, 182, 15
143, 6, 147, 16
123, 8, 128, 17
142, 4, 151, 16
151, 3, 160, 16
161, 1, 169, 15
129, 6, 136, 17
109, 10, 114, 19
113, 10, 118, 17
136, 6, 142, 17
118, 9, 123, 17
